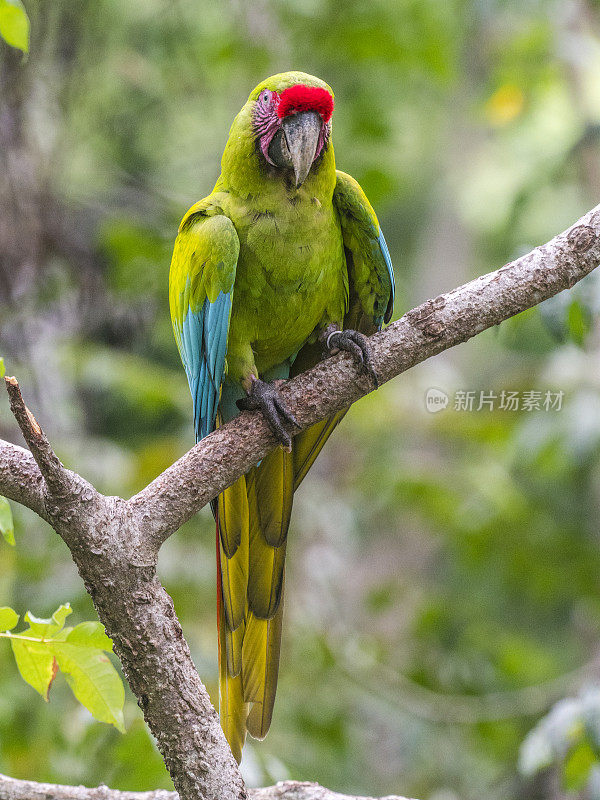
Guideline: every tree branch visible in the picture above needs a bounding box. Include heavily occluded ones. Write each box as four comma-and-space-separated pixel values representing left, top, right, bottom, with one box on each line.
4, 376, 74, 499
128, 204, 600, 546
1, 203, 600, 800
0, 775, 412, 800
0, 438, 48, 520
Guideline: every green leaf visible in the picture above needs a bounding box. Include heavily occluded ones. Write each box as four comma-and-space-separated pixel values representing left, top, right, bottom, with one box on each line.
0, 0, 29, 52
50, 642, 125, 731
567, 299, 593, 347
6, 605, 124, 727
0, 607, 19, 631
24, 603, 72, 638
67, 621, 113, 651
0, 357, 4, 378
51, 604, 73, 630
0, 496, 14, 546
10, 638, 56, 699
564, 740, 598, 791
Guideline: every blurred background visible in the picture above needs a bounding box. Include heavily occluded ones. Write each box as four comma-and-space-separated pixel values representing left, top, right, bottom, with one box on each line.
3, 1, 600, 798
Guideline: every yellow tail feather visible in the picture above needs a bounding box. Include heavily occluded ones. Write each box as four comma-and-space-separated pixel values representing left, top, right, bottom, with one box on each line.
217, 405, 345, 761
246, 468, 287, 619
218, 596, 247, 763
254, 447, 294, 546
218, 476, 249, 630
225, 617, 245, 678
243, 594, 284, 740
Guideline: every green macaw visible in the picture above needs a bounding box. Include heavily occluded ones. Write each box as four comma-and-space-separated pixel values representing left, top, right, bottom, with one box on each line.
169, 71, 394, 762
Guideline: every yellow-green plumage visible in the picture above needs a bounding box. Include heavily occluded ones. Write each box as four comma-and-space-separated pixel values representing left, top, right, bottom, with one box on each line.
169, 71, 394, 763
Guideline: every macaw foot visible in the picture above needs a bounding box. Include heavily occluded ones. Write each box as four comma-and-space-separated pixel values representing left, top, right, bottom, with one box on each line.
325, 328, 380, 389
237, 378, 299, 450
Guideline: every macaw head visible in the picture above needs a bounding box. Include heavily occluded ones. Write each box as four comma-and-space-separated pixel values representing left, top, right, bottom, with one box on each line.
248, 72, 334, 188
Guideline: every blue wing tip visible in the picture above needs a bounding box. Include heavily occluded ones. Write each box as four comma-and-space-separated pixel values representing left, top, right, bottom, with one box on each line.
378, 229, 395, 322
183, 291, 232, 443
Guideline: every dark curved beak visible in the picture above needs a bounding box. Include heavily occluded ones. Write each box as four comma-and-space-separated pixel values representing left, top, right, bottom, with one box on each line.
282, 110, 322, 188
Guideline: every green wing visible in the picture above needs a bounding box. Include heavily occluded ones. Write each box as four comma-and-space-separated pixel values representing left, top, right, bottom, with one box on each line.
333, 169, 395, 329
169, 198, 239, 442
290, 170, 397, 489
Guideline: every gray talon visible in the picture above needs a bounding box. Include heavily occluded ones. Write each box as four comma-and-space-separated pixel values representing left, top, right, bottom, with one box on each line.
326, 329, 379, 389
237, 379, 299, 448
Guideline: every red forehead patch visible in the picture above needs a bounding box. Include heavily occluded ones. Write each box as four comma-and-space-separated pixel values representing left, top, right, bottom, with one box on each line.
277, 85, 334, 123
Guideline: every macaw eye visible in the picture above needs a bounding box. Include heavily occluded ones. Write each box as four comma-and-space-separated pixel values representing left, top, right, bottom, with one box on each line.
261, 90, 271, 105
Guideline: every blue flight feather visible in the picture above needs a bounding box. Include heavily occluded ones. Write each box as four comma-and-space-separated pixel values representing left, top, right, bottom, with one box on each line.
378, 229, 395, 324
180, 291, 232, 443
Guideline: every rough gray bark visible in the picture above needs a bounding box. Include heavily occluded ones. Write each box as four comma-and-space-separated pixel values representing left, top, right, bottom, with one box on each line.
1, 203, 600, 799
0, 440, 48, 521
0, 775, 411, 800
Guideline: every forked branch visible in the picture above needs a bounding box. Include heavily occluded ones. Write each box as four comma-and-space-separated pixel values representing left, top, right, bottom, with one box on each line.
1, 203, 600, 800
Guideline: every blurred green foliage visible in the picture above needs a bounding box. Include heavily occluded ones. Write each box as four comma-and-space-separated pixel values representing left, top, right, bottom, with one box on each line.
0, 0, 29, 52
0, 497, 15, 546
3, 1, 600, 799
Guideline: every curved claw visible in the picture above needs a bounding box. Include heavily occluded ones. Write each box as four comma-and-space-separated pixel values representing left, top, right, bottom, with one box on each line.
326, 329, 379, 389
237, 378, 299, 449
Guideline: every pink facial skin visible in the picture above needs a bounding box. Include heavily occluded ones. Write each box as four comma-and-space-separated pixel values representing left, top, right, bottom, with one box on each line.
253, 85, 333, 168
253, 89, 282, 166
